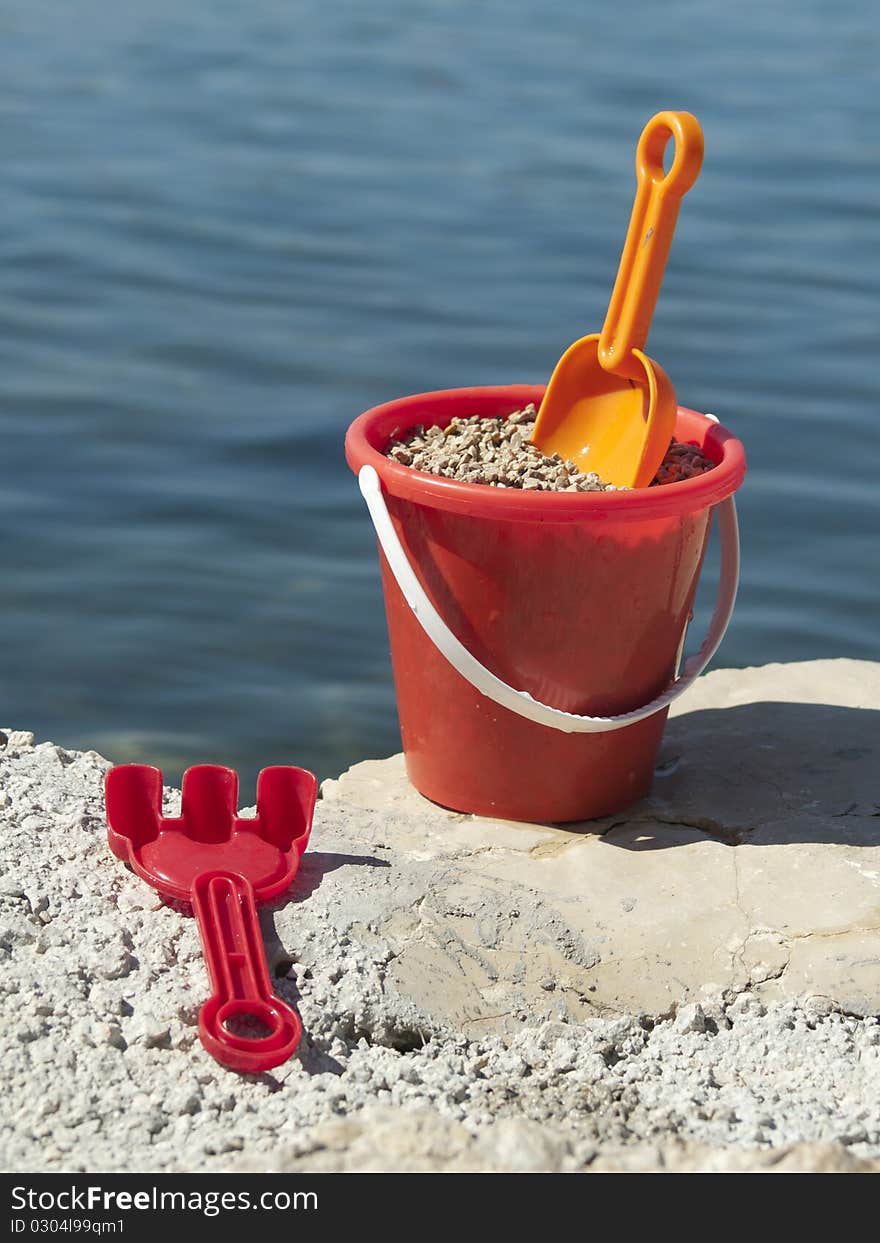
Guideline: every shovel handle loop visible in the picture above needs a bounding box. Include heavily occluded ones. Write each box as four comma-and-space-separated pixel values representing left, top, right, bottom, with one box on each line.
358, 458, 739, 735
598, 111, 704, 379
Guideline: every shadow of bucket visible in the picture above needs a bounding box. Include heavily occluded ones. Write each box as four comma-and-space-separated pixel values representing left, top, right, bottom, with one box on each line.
346, 385, 746, 823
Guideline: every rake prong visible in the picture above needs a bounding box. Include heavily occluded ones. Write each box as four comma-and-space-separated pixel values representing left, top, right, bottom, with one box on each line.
255, 766, 318, 853
181, 765, 238, 843
104, 765, 163, 860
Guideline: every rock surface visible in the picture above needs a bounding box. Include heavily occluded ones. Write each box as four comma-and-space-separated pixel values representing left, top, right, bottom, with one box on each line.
1, 659, 879, 1174
319, 657, 880, 1027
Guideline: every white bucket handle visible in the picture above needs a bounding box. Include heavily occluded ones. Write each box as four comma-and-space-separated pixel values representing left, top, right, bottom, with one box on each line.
358, 460, 740, 734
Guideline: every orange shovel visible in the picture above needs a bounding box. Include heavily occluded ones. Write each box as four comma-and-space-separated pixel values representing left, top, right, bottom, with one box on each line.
531, 111, 704, 488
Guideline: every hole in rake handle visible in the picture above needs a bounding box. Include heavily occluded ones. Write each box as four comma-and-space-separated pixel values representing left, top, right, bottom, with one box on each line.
218, 999, 280, 1042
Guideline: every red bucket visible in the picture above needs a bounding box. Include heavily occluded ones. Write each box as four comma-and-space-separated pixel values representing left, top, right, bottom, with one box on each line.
346, 385, 745, 823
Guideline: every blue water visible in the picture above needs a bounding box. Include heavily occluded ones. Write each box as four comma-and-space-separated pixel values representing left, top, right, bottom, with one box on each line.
1, 1, 877, 790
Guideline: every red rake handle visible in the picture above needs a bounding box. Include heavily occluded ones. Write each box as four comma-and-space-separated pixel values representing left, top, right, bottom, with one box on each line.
192, 869, 302, 1073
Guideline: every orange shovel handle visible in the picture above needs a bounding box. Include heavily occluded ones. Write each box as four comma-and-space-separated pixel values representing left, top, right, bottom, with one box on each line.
598, 111, 703, 377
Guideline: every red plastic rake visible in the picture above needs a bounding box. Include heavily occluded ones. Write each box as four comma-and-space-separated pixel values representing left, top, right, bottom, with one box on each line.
105, 763, 317, 1073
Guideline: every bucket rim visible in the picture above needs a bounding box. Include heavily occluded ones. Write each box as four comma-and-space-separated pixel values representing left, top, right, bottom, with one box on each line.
345, 384, 746, 520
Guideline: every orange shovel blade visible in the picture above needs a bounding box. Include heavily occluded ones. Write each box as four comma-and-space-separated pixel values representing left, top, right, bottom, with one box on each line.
534, 336, 676, 488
